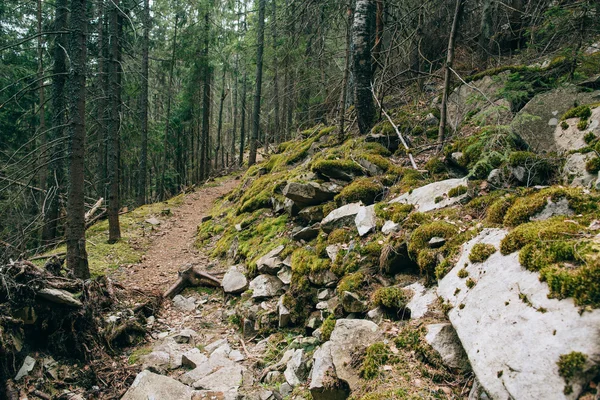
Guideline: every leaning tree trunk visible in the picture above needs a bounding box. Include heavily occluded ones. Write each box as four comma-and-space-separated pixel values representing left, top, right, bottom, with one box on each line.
437, 0, 463, 151
248, 0, 266, 167
138, 0, 150, 205
107, 0, 121, 243
352, 0, 376, 135
66, 0, 90, 279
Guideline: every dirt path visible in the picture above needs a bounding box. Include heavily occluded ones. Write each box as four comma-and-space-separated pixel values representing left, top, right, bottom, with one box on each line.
119, 178, 239, 293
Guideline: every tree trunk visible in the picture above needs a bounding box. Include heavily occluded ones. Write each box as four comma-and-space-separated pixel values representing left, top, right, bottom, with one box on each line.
43, 0, 68, 244
37, 0, 47, 205
161, 14, 179, 196
479, 0, 493, 62
239, 71, 247, 166
339, 4, 353, 143
437, 0, 463, 150
352, 0, 376, 135
271, 0, 280, 144
248, 0, 266, 166
66, 0, 90, 279
215, 66, 228, 171
138, 0, 150, 205
231, 58, 238, 167
201, 10, 211, 179
107, 0, 121, 243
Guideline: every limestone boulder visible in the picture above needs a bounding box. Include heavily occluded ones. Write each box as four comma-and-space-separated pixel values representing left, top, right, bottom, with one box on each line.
354, 205, 376, 237
438, 228, 600, 400
122, 370, 193, 400
222, 266, 248, 294
553, 106, 600, 153
562, 152, 599, 188
404, 282, 437, 320
309, 342, 351, 400
425, 323, 470, 371
321, 202, 363, 233
389, 178, 468, 212
249, 275, 283, 299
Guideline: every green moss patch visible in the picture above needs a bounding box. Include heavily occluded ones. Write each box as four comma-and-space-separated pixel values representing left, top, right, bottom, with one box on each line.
375, 203, 414, 224
335, 177, 384, 205
561, 105, 592, 121
500, 217, 583, 255
468, 243, 496, 263
585, 157, 600, 173
448, 185, 468, 198
371, 287, 409, 311
312, 159, 363, 177
360, 342, 393, 380
557, 351, 587, 395
320, 314, 336, 341
337, 271, 365, 293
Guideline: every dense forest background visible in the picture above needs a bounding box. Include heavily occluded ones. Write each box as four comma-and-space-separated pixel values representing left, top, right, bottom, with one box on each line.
1, 0, 599, 273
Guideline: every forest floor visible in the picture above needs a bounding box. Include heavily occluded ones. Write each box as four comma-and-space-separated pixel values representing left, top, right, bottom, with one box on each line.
112, 176, 239, 293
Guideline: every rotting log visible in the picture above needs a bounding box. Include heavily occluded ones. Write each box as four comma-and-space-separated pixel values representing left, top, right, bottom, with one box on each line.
163, 265, 222, 298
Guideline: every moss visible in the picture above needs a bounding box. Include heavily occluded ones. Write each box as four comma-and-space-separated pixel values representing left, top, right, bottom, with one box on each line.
487, 196, 516, 224
457, 268, 469, 278
416, 249, 439, 279
327, 228, 353, 245
519, 240, 581, 272
561, 105, 592, 121
500, 217, 583, 255
291, 247, 330, 275
312, 159, 363, 177
337, 271, 364, 293
469, 243, 496, 263
435, 259, 452, 280
424, 157, 447, 174
335, 177, 384, 205
583, 132, 597, 145
540, 259, 600, 308
577, 119, 589, 131
557, 352, 587, 395
128, 347, 152, 365
408, 221, 459, 256
321, 314, 336, 341
375, 203, 414, 223
507, 151, 551, 179
466, 278, 476, 288
360, 342, 391, 380
561, 121, 569, 130
585, 157, 600, 173
403, 212, 432, 230
448, 185, 468, 198
503, 187, 598, 227
371, 287, 409, 310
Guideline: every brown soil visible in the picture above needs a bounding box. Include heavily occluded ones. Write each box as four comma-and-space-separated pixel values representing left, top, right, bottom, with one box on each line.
117, 178, 239, 294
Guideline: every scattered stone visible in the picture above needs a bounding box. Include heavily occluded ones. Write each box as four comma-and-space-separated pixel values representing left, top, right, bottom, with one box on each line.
487, 168, 503, 187
282, 182, 337, 207
365, 132, 400, 152
562, 152, 599, 188
256, 245, 285, 274
284, 198, 300, 217
279, 382, 293, 397
222, 266, 249, 294
425, 112, 439, 126
448, 152, 464, 167
146, 315, 155, 327
354, 205, 376, 236
182, 348, 209, 369
37, 288, 83, 307
292, 224, 320, 241
15, 356, 35, 381
145, 217, 161, 225
193, 364, 244, 392
325, 244, 342, 262
205, 338, 228, 354
284, 349, 307, 387
264, 371, 281, 384
278, 295, 291, 328
425, 323, 470, 371
317, 289, 332, 301
341, 291, 367, 313
366, 307, 384, 324
249, 275, 284, 299
200, 215, 213, 223
277, 267, 292, 285
308, 269, 338, 287
298, 206, 324, 224
309, 342, 351, 400
306, 312, 323, 330
173, 295, 197, 312
174, 328, 198, 344
141, 351, 171, 373
530, 197, 574, 221
358, 157, 384, 176
122, 370, 193, 400
428, 237, 446, 248
509, 165, 527, 184
229, 350, 245, 362
235, 224, 243, 232
404, 282, 437, 320
381, 220, 400, 234
389, 178, 468, 212
438, 228, 600, 399
321, 202, 363, 233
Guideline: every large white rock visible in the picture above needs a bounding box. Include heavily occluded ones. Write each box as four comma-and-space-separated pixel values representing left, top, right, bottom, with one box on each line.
284, 349, 306, 387
354, 205, 376, 236
553, 106, 600, 153
222, 266, 249, 294
321, 202, 363, 232
309, 342, 350, 400
405, 282, 437, 319
249, 274, 283, 299
389, 178, 468, 212
438, 228, 600, 400
122, 370, 193, 400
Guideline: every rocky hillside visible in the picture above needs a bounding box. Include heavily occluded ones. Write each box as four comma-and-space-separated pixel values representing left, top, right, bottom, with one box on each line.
168, 49, 600, 399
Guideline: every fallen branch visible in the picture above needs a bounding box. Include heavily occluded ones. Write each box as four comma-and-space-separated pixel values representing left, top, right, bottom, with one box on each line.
29, 252, 66, 261
163, 265, 222, 298
371, 84, 418, 170
85, 197, 104, 222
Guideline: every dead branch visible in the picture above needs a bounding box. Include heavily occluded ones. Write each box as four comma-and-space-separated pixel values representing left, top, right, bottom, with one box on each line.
163, 265, 222, 298
84, 198, 104, 221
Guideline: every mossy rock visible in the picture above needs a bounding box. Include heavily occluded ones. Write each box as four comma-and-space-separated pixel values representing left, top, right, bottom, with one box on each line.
408, 221, 459, 255
311, 159, 363, 180
486, 195, 517, 224
585, 157, 600, 173
500, 217, 583, 255
337, 271, 364, 293
375, 203, 414, 224
334, 177, 384, 205
469, 243, 496, 263
359, 342, 392, 380
371, 286, 409, 311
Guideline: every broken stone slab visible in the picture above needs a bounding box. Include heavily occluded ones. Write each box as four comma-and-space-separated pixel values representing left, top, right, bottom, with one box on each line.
341, 291, 367, 313
292, 224, 320, 241
309, 342, 351, 400
298, 206, 325, 224
366, 307, 384, 324
354, 205, 376, 237
145, 217, 161, 225
205, 338, 228, 354
193, 364, 244, 392
282, 182, 337, 207
425, 323, 470, 371
122, 370, 193, 400
249, 275, 284, 299
284, 349, 307, 387
308, 269, 338, 287
389, 178, 468, 212
530, 197, 574, 221
365, 132, 400, 152
278, 295, 291, 328
428, 237, 446, 248
283, 198, 300, 217
37, 288, 83, 308
256, 245, 285, 274
358, 158, 384, 176
192, 390, 239, 400
222, 266, 249, 294
438, 228, 600, 400
15, 355, 35, 381
182, 348, 209, 369
173, 295, 197, 312
404, 282, 437, 320
325, 244, 342, 262
317, 288, 333, 301
141, 351, 171, 373
321, 202, 363, 233
277, 266, 292, 285
381, 220, 400, 234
